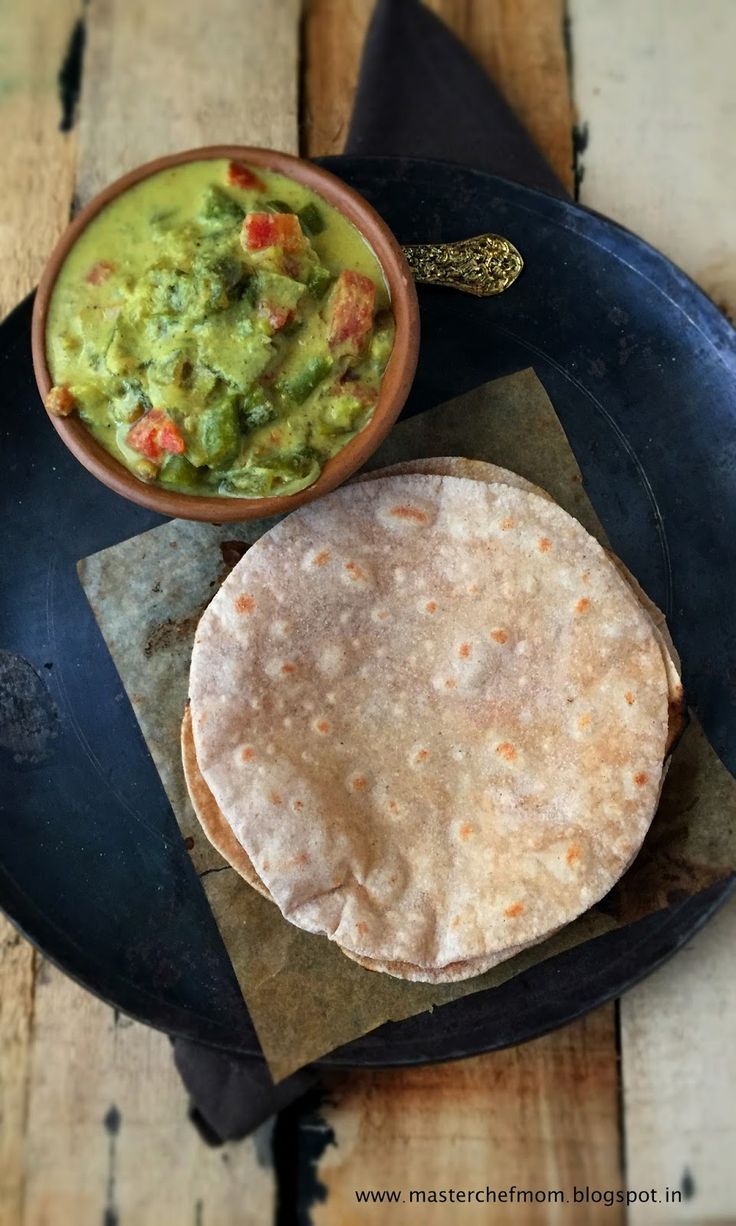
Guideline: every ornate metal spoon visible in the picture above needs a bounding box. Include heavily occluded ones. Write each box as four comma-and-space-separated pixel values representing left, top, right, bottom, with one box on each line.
402, 233, 523, 297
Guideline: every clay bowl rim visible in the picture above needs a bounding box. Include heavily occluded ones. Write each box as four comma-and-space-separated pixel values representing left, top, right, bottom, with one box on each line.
31, 145, 420, 523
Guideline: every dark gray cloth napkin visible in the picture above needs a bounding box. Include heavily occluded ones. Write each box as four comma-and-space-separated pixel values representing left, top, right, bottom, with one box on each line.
347, 0, 565, 195
174, 0, 564, 1144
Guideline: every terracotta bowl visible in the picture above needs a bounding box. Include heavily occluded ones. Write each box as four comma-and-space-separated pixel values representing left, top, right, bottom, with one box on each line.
31, 145, 420, 522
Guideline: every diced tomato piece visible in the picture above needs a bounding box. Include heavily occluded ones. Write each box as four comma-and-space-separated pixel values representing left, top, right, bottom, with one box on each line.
242, 212, 305, 253
326, 270, 376, 354
44, 385, 76, 417
228, 161, 266, 192
126, 409, 185, 463
85, 260, 115, 285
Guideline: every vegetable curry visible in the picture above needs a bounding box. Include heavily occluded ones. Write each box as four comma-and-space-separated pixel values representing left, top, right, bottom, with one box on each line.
45, 159, 395, 497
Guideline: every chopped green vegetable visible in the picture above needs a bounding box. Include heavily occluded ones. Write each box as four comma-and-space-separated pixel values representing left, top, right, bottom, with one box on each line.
199, 253, 245, 300
160, 454, 205, 490
297, 202, 325, 237
265, 199, 293, 214
253, 269, 306, 316
223, 466, 276, 496
241, 388, 277, 431
200, 186, 246, 226
261, 443, 321, 473
112, 378, 152, 423
305, 264, 333, 299
185, 401, 240, 467
282, 354, 333, 405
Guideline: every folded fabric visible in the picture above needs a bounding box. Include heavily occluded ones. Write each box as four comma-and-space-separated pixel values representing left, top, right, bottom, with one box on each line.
346, 0, 566, 196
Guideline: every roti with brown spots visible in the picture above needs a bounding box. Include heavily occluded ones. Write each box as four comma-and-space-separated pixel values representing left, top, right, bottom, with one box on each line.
181, 705, 272, 900
364, 458, 682, 751
188, 471, 671, 979
183, 458, 680, 979
184, 700, 540, 981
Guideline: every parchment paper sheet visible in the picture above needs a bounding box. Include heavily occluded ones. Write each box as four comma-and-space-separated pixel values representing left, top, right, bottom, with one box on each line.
79, 369, 736, 1079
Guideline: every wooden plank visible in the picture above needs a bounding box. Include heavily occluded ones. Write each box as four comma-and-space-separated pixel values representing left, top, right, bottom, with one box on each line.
76, 0, 300, 204
0, 0, 82, 315
621, 899, 736, 1224
0, 920, 35, 1226
570, 0, 736, 319
0, 2, 81, 1220
310, 1009, 622, 1225
570, 2, 736, 1218
303, 0, 573, 191
302, 0, 372, 157
20, 962, 275, 1226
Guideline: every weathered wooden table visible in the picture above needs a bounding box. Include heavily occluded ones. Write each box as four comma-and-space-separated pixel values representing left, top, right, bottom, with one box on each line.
1, 2, 734, 1222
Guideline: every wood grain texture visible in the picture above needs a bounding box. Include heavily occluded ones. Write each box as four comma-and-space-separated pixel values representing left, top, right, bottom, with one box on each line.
309, 1009, 622, 1225
622, 898, 736, 1223
0, 921, 35, 1226
571, 3, 736, 1218
0, 3, 80, 1218
303, 0, 573, 190
303, 0, 373, 156
76, 0, 300, 204
570, 0, 736, 319
0, 0, 81, 315
19, 962, 274, 1226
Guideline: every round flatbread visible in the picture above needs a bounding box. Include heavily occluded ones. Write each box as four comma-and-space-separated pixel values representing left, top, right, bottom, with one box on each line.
183, 457, 682, 981
181, 705, 272, 900
358, 456, 550, 500
189, 472, 670, 979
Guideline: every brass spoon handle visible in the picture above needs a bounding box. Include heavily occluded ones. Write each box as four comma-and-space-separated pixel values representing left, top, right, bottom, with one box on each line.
401, 233, 523, 297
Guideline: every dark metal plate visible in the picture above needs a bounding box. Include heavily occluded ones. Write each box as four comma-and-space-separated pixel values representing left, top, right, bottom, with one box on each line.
1, 158, 734, 1065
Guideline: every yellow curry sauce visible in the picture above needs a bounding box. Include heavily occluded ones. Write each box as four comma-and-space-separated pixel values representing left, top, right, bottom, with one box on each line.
45, 159, 395, 496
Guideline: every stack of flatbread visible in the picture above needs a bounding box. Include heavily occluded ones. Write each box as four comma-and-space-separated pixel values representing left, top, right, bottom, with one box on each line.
183, 459, 683, 982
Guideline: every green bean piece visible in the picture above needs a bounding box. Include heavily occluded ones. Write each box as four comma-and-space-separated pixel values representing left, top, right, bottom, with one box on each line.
241, 389, 277, 431
284, 354, 333, 405
261, 444, 322, 477
200, 186, 245, 225
160, 454, 205, 490
189, 402, 240, 467
297, 202, 325, 236
305, 265, 334, 299
266, 199, 293, 214
223, 466, 275, 496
